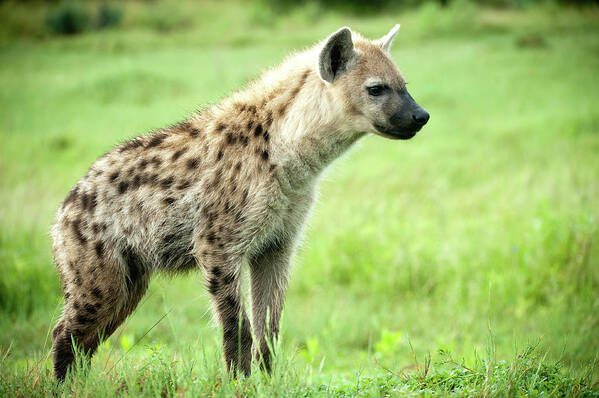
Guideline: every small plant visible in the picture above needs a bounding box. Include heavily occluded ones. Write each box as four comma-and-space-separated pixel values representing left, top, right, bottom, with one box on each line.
45, 2, 92, 36
45, 2, 123, 36
97, 4, 123, 30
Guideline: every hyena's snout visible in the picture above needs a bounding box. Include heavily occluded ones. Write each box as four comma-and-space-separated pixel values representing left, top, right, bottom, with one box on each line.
373, 87, 430, 140
409, 106, 430, 127
388, 89, 430, 136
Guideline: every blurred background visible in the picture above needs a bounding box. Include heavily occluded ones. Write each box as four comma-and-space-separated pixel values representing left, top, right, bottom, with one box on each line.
0, 0, 598, 386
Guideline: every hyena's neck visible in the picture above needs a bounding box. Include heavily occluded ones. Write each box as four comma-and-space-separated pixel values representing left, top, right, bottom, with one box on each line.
260, 66, 365, 188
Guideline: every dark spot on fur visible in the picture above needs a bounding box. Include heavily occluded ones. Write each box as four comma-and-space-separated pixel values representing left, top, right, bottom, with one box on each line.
186, 158, 200, 169
212, 266, 221, 277
150, 156, 162, 168
76, 313, 93, 325
148, 173, 159, 185
72, 219, 87, 245
223, 324, 237, 341
217, 150, 223, 161
163, 233, 176, 244
263, 131, 269, 142
240, 135, 248, 146
163, 197, 176, 206
177, 180, 192, 190
89, 192, 97, 212
161, 176, 174, 189
269, 164, 276, 172
208, 277, 219, 295
91, 287, 103, 300
84, 303, 97, 316
64, 292, 71, 301
215, 123, 225, 132
225, 295, 237, 308
289, 69, 309, 100
175, 121, 191, 132
261, 150, 269, 161
278, 103, 288, 117
138, 159, 149, 170
94, 241, 104, 258
254, 124, 263, 137
118, 181, 128, 194
73, 301, 81, 310
223, 273, 235, 285
109, 171, 120, 183
206, 232, 216, 244
80, 193, 89, 210
226, 133, 235, 145
120, 138, 144, 152
131, 174, 142, 189
171, 147, 187, 162
147, 133, 167, 148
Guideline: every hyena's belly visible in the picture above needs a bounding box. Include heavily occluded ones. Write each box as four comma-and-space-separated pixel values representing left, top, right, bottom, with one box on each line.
106, 196, 199, 274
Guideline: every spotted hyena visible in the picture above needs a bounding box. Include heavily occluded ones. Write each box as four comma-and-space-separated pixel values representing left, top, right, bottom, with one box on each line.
50, 24, 429, 380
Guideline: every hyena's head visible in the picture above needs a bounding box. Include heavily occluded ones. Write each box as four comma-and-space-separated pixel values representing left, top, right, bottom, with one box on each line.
318, 25, 429, 140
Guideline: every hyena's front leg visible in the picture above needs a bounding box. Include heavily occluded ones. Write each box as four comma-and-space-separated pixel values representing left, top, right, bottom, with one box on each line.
248, 240, 292, 371
200, 250, 252, 376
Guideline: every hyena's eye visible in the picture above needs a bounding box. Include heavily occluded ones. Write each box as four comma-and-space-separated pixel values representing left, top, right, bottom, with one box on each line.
367, 85, 389, 96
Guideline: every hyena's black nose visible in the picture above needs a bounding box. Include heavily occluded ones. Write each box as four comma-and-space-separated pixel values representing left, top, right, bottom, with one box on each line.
412, 108, 430, 126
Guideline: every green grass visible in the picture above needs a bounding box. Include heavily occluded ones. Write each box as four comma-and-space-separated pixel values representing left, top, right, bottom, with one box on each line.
1, 0, 599, 396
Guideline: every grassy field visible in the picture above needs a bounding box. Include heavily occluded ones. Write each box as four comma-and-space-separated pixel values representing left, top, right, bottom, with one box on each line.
1, 1, 599, 396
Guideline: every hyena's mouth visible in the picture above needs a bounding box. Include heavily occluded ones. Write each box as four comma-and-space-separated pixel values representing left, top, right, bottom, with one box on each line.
373, 123, 419, 140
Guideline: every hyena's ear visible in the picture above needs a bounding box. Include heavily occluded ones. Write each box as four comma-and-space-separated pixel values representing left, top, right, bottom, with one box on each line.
377, 24, 400, 53
318, 27, 356, 83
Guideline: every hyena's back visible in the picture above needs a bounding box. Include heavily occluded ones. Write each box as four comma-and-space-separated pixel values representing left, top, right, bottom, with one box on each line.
50, 113, 278, 379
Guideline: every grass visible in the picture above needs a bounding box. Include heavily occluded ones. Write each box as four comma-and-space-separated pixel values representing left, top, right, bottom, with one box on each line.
1, 0, 599, 396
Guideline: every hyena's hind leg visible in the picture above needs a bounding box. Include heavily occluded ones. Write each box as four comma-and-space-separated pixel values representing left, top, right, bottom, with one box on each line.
199, 249, 252, 376
248, 239, 292, 372
51, 280, 114, 382
51, 246, 151, 381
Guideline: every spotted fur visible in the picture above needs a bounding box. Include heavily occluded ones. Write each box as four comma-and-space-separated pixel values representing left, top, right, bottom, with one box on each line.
50, 25, 428, 380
